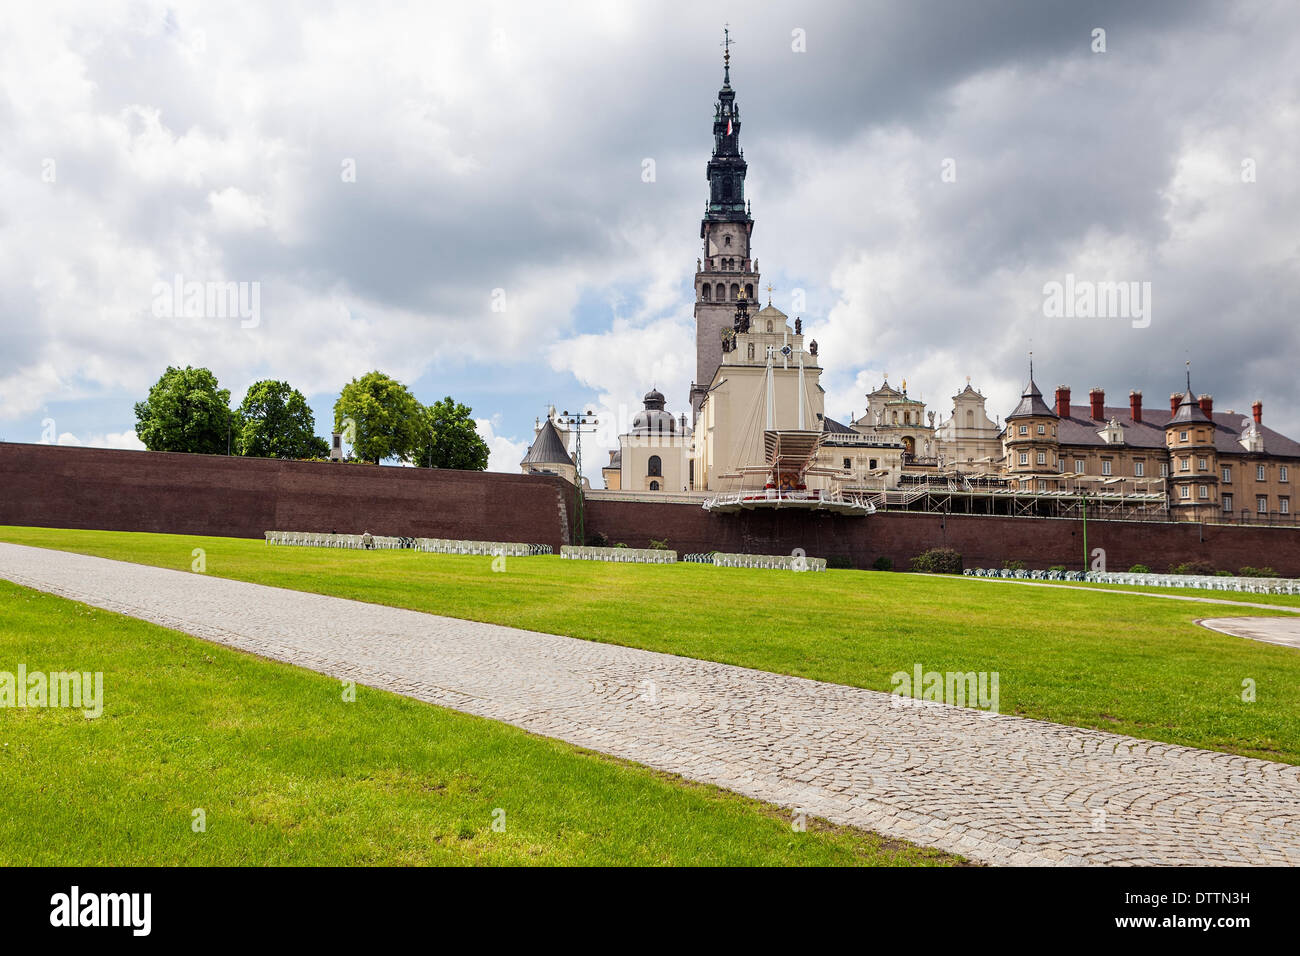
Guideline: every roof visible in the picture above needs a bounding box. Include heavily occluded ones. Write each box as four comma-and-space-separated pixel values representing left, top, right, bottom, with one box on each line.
1007, 379, 1056, 420
1052, 405, 1300, 458
821, 415, 856, 435
1168, 389, 1212, 425
520, 419, 573, 465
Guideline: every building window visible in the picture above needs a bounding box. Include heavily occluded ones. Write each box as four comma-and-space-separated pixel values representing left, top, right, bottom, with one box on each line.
966, 410, 974, 428
1180, 485, 1190, 499
1223, 493, 1233, 512
701, 284, 710, 301
1038, 481, 1047, 491
1018, 424, 1028, 435
1037, 451, 1046, 465
1197, 457, 1207, 471
1102, 460, 1112, 476
843, 458, 852, 470
715, 283, 724, 300
869, 458, 878, 470
1160, 462, 1169, 477
1258, 465, 1266, 481
1180, 458, 1190, 472
1074, 459, 1085, 473
1180, 430, 1188, 442
1258, 495, 1268, 513
730, 283, 739, 300
1037, 424, 1045, 435
1134, 461, 1144, 477
745, 283, 754, 299
1282, 497, 1290, 514
1019, 452, 1029, 465
1199, 484, 1208, 499
647, 455, 662, 477
1282, 466, 1290, 482
649, 480, 660, 491
1222, 466, 1231, 483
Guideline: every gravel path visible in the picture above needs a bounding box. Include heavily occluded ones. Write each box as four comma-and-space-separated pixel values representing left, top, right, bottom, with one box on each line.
2, 542, 1297, 866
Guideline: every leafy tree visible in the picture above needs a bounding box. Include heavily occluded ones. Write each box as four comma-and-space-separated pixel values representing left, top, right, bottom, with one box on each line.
234, 380, 329, 459
134, 366, 232, 454
333, 371, 422, 464
412, 396, 490, 470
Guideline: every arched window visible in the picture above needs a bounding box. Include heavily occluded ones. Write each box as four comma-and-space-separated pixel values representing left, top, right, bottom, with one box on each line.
745, 283, 754, 299
701, 284, 710, 301
730, 283, 739, 300
648, 455, 662, 477
715, 283, 725, 300
966, 409, 974, 428
649, 480, 660, 491
724, 235, 732, 247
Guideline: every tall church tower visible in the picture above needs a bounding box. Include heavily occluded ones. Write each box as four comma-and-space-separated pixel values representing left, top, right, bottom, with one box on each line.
690, 31, 759, 421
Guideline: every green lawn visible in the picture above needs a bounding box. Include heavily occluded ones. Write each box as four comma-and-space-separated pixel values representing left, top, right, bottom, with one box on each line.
0, 580, 956, 866
2, 526, 1298, 765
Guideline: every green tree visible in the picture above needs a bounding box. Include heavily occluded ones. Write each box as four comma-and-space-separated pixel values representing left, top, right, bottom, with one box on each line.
234, 380, 329, 459
413, 396, 490, 470
333, 371, 422, 464
134, 366, 232, 454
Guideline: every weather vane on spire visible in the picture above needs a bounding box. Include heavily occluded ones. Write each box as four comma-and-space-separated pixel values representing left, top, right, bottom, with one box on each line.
721, 24, 734, 85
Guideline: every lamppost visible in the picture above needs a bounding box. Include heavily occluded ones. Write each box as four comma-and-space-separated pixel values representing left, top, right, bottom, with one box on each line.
556, 409, 599, 546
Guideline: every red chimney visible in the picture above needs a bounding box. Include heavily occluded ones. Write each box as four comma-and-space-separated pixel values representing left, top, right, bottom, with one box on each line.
1198, 394, 1213, 418
1089, 387, 1105, 421
1170, 393, 1181, 415
1253, 400, 1263, 424
1129, 390, 1142, 423
1055, 385, 1071, 418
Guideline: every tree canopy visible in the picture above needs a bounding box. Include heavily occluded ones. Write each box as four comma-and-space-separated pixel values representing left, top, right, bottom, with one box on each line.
413, 396, 490, 470
333, 371, 422, 464
234, 380, 329, 459
134, 366, 232, 454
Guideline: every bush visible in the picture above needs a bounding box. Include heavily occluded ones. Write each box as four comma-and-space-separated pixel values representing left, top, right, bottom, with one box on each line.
826, 555, 854, 569
909, 547, 963, 574
1048, 565, 1067, 573
1169, 559, 1215, 576
1001, 559, 1026, 571
1215, 570, 1232, 577
1128, 563, 1151, 573
614, 542, 628, 549
872, 556, 893, 572
587, 531, 609, 548
1238, 566, 1277, 578
648, 538, 669, 551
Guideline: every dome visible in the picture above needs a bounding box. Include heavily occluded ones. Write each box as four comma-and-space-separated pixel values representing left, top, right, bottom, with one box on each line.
632, 388, 676, 435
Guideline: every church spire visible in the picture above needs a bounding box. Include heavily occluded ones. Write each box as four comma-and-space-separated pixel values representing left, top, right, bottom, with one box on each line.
706, 27, 749, 223
722, 25, 732, 88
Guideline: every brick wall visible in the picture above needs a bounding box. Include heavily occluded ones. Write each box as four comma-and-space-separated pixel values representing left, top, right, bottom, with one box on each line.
0, 443, 574, 548
3, 442, 1298, 574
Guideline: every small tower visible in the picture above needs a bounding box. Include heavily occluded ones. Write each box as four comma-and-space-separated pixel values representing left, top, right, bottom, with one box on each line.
1004, 356, 1060, 488
1164, 366, 1218, 520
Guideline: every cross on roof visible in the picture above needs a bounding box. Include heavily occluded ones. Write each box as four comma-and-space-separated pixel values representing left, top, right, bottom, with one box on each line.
765, 282, 774, 306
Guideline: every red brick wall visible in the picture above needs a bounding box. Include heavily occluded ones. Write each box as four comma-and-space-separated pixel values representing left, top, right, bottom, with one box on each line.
583, 498, 1300, 575
3, 442, 1298, 574
0, 442, 573, 548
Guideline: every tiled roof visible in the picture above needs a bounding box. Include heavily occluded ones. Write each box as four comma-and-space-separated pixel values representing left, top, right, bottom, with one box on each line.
520, 419, 573, 465
821, 415, 857, 435
1007, 380, 1056, 419
1053, 405, 1300, 458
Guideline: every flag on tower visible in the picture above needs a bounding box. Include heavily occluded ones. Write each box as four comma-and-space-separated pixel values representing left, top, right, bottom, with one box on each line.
726, 115, 732, 136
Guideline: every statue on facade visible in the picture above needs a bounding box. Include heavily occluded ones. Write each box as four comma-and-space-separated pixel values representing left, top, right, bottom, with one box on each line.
794, 317, 802, 335
808, 338, 818, 357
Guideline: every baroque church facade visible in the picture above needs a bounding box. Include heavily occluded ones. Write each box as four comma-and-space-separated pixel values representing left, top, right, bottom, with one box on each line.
518, 42, 1300, 524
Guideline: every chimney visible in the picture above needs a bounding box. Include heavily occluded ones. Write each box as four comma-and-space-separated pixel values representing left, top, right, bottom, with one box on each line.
1129, 390, 1142, 423
1089, 387, 1105, 421
1253, 400, 1263, 425
1055, 385, 1071, 418
1170, 393, 1181, 415
1197, 394, 1213, 418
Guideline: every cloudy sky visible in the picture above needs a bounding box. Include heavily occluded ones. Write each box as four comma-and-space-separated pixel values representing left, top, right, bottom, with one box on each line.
2, 0, 1297, 478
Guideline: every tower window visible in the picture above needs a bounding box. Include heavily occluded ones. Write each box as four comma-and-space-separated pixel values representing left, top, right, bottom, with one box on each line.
701, 284, 711, 301
648, 455, 662, 477
730, 283, 739, 300
649, 480, 660, 491
724, 235, 732, 247
745, 283, 754, 299
715, 283, 724, 300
